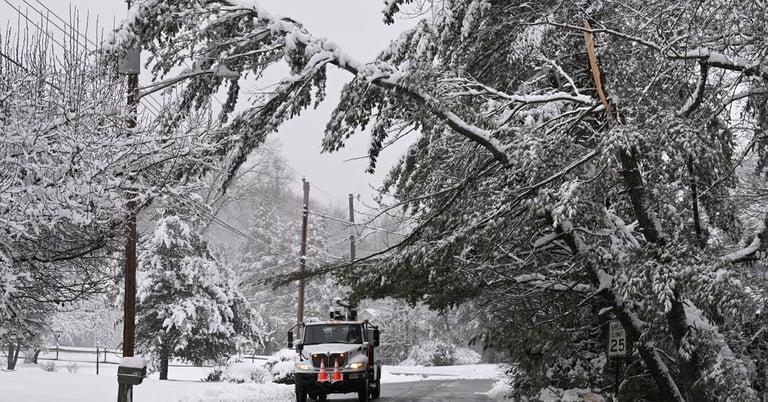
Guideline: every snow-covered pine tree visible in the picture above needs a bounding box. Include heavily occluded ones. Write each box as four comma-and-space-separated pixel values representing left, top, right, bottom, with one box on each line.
136, 208, 258, 379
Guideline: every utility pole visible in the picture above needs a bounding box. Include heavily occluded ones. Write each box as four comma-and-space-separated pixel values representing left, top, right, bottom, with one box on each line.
118, 1, 139, 401
296, 179, 310, 338
348, 194, 355, 261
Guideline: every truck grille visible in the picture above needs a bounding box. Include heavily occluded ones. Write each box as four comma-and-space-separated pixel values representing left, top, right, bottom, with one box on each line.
311, 353, 346, 368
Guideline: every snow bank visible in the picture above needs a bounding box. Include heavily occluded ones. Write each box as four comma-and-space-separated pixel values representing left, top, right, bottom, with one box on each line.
383, 363, 500, 381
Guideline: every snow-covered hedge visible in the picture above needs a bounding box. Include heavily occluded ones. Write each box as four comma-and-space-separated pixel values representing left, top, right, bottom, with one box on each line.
204, 350, 297, 384
221, 363, 271, 384
204, 355, 270, 384
264, 349, 296, 384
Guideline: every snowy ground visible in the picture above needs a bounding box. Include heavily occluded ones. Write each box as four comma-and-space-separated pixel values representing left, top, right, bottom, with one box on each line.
1, 359, 506, 401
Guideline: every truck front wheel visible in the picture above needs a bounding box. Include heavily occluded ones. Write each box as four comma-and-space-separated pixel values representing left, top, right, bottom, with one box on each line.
370, 378, 381, 399
295, 384, 307, 402
357, 378, 369, 402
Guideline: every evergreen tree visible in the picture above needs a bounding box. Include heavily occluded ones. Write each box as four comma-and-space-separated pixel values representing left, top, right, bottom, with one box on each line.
136, 210, 258, 379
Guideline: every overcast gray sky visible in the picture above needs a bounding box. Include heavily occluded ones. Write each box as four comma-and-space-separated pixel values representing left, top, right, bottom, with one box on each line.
1, 0, 417, 207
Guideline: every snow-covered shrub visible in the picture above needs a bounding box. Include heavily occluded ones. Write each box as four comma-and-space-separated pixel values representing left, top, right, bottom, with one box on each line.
431, 342, 455, 366
39, 361, 58, 372
221, 362, 271, 384
264, 348, 296, 384
453, 347, 482, 365
202, 369, 223, 382
400, 341, 456, 366
66, 362, 79, 373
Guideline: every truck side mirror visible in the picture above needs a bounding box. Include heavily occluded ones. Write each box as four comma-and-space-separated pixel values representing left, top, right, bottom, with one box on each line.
117, 357, 147, 385
287, 331, 294, 349
373, 329, 380, 347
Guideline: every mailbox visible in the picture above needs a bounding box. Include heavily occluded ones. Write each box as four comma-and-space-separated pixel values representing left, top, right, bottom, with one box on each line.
117, 357, 147, 385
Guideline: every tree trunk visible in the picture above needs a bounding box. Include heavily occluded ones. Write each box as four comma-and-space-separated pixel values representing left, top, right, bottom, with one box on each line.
12, 343, 20, 368
31, 349, 40, 364
7, 342, 15, 370
597, 284, 686, 402
554, 225, 685, 401
668, 297, 707, 401
6, 342, 20, 370
617, 149, 708, 399
159, 347, 169, 380
618, 149, 662, 244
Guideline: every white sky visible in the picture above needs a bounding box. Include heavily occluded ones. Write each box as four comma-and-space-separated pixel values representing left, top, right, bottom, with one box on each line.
0, 0, 417, 207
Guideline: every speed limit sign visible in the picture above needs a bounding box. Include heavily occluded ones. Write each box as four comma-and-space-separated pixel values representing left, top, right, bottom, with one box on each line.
608, 320, 626, 357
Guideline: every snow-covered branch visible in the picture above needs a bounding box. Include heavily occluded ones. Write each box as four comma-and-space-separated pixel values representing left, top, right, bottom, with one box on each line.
446, 77, 593, 105
669, 47, 768, 80
677, 61, 708, 116
720, 218, 768, 264
107, 0, 514, 166
722, 87, 768, 105
519, 149, 600, 195
511, 273, 592, 293
544, 20, 768, 82
543, 20, 664, 51
138, 64, 234, 99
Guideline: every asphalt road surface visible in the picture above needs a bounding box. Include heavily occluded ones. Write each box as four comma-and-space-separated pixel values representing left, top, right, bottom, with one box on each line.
322, 379, 496, 401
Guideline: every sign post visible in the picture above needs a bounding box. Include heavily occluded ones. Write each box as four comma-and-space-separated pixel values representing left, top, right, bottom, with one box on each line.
608, 320, 626, 398
608, 320, 626, 357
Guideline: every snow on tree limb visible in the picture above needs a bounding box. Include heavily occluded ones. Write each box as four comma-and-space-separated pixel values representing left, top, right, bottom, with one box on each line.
670, 48, 768, 81
511, 273, 592, 293
108, 0, 513, 176
382, 0, 413, 25
720, 218, 767, 264
547, 20, 768, 82
677, 62, 709, 117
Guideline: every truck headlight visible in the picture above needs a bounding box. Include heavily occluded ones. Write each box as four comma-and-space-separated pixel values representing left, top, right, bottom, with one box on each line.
295, 362, 311, 370
345, 361, 365, 369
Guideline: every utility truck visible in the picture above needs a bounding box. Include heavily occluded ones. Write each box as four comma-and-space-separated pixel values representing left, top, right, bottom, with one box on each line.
288, 300, 381, 402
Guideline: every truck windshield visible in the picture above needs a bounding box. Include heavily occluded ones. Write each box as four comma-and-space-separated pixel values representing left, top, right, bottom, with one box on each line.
303, 324, 363, 345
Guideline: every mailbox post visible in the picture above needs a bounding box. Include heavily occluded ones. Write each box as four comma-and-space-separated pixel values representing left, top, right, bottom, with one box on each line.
117, 357, 147, 402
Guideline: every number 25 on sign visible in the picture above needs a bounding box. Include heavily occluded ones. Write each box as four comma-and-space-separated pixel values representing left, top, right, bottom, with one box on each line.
608, 320, 626, 357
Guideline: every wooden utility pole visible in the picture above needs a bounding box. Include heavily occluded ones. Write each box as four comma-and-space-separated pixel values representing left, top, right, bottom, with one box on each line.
296, 179, 310, 338
119, 2, 139, 401
348, 194, 355, 261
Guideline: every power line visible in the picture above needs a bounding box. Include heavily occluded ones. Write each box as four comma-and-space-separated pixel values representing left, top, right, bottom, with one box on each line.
30, 0, 97, 49
1, 1, 164, 119
10, 0, 169, 118
173, 192, 303, 262
21, 0, 88, 52
308, 208, 408, 239
0, 49, 25, 70
3, 0, 65, 49
282, 162, 348, 202
0, 46, 60, 91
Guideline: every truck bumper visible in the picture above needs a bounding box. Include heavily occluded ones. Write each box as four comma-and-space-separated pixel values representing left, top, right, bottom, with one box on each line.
295, 371, 367, 394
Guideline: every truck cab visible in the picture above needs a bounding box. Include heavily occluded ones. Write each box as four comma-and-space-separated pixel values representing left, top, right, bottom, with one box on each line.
289, 304, 381, 402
